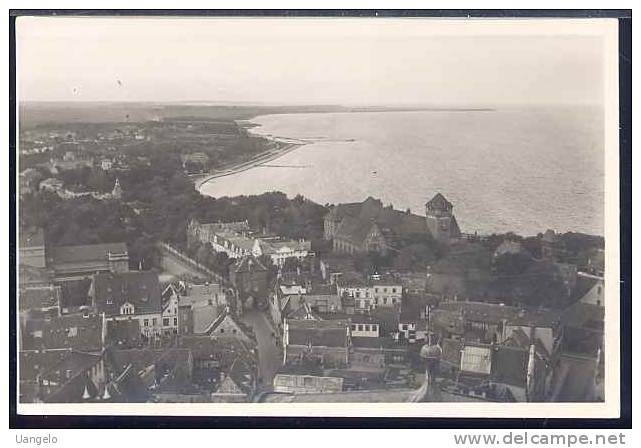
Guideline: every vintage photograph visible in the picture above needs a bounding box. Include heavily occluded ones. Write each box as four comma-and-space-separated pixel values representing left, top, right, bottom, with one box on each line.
14, 15, 620, 416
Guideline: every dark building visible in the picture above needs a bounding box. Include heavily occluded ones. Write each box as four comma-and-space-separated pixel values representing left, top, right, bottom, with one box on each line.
229, 255, 269, 310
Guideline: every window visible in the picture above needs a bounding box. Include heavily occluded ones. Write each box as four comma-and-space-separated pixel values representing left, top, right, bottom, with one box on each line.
383, 288, 388, 293
174, 317, 178, 326
152, 318, 157, 326
220, 328, 225, 333
383, 298, 388, 305
375, 288, 379, 293
402, 324, 408, 331
163, 318, 170, 326
357, 325, 363, 331
144, 319, 149, 327
351, 324, 357, 331
392, 288, 397, 293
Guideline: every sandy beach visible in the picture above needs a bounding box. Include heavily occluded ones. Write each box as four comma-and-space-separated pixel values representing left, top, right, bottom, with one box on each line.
193, 129, 308, 191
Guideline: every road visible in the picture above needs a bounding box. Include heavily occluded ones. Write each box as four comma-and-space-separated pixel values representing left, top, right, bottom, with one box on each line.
158, 244, 218, 281
241, 309, 283, 392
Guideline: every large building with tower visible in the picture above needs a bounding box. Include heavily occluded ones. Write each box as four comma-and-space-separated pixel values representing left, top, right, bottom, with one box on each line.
323, 193, 461, 254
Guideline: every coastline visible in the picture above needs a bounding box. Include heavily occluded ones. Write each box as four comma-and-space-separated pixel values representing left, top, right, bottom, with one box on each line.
193, 121, 309, 191
193, 107, 496, 193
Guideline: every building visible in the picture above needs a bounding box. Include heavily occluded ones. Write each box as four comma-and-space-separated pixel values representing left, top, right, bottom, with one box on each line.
349, 313, 381, 338
324, 196, 431, 255
19, 284, 62, 319
187, 219, 254, 259
440, 338, 550, 402
205, 309, 256, 344
105, 319, 142, 349
273, 364, 344, 394
19, 227, 46, 268
176, 335, 258, 399
432, 301, 561, 355
211, 357, 257, 402
181, 152, 209, 173
397, 293, 440, 343
161, 284, 180, 336
269, 281, 342, 328
561, 301, 604, 356
48, 242, 129, 281
229, 255, 269, 310
21, 350, 106, 403
283, 319, 351, 368
574, 273, 605, 307
170, 281, 228, 336
188, 219, 312, 266
425, 193, 462, 243
20, 313, 104, 352
252, 238, 312, 267
337, 277, 403, 312
90, 271, 163, 338
100, 159, 113, 171
319, 254, 359, 285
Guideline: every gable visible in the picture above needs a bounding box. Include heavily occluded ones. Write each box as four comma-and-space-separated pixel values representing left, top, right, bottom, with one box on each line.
217, 375, 244, 394
211, 314, 250, 340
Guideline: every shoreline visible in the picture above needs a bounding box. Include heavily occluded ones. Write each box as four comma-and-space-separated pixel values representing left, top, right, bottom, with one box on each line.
193, 125, 309, 191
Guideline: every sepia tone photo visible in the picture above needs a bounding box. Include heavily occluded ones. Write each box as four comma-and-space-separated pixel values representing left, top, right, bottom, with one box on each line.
15, 15, 620, 417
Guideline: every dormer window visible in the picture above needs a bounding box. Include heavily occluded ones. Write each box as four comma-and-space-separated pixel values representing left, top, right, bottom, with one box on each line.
121, 302, 135, 315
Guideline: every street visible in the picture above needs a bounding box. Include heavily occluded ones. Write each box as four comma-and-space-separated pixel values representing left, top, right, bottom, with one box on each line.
241, 309, 283, 392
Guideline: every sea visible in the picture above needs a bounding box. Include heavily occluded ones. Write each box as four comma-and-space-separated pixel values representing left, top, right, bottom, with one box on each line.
199, 107, 604, 237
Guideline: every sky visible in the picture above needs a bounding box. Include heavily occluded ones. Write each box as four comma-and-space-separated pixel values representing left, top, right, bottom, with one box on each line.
16, 17, 611, 106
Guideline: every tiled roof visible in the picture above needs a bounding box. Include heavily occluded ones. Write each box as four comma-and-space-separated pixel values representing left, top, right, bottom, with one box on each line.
441, 338, 463, 366
93, 271, 162, 317
490, 346, 530, 388
19, 285, 61, 310
192, 304, 224, 334
562, 302, 604, 330
232, 255, 268, 273
331, 197, 430, 248
20, 349, 71, 381
438, 301, 560, 328
257, 238, 311, 254
59, 278, 92, 309
22, 314, 103, 352
351, 336, 399, 350
106, 319, 142, 348
222, 357, 255, 396
19, 265, 53, 286
287, 319, 349, 348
